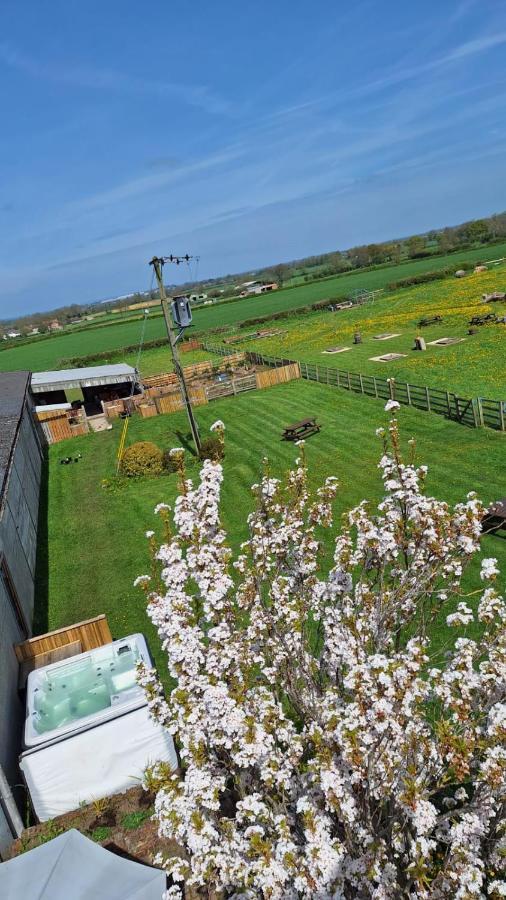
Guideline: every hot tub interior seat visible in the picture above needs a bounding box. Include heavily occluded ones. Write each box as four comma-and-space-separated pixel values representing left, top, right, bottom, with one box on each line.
31, 643, 141, 735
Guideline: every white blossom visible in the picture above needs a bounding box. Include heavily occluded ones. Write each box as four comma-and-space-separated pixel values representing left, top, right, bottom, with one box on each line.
133, 574, 151, 587
137, 419, 504, 898
481, 557, 500, 580
154, 502, 170, 514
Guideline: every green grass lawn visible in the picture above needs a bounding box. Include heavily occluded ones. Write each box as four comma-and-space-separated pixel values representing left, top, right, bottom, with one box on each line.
125, 346, 215, 377
222, 268, 506, 399
36, 379, 506, 688
3, 242, 506, 373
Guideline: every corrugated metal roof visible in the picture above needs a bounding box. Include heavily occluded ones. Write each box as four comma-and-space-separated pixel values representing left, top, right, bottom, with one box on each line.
31, 364, 137, 393
0, 371, 30, 505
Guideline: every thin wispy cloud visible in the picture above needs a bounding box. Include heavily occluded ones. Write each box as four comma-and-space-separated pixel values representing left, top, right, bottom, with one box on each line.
0, 42, 232, 115
1, 1, 506, 313
325, 30, 506, 103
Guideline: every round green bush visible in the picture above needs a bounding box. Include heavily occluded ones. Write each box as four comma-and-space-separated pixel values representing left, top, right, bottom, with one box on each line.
121, 441, 163, 477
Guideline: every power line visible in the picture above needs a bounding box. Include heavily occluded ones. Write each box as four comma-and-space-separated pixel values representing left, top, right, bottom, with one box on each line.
149, 255, 201, 454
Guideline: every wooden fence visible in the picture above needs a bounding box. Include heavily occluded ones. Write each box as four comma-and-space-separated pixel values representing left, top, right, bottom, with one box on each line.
15, 615, 112, 664
240, 350, 505, 432
143, 353, 246, 393
155, 386, 208, 414
139, 366, 299, 413
134, 361, 300, 417
180, 339, 203, 353
205, 373, 257, 401
256, 363, 301, 389
36, 409, 89, 444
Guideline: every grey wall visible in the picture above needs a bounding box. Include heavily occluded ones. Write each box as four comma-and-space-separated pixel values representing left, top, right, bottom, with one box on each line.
0, 399, 43, 848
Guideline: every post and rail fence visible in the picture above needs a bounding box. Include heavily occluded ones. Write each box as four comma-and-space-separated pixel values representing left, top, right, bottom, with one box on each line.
201, 342, 505, 432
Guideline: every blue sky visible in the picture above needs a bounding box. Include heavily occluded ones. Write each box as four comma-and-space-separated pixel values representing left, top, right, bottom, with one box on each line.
1, 0, 506, 317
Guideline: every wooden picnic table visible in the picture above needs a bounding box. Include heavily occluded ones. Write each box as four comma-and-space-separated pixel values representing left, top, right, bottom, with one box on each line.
482, 498, 506, 534
282, 417, 321, 441
469, 313, 497, 326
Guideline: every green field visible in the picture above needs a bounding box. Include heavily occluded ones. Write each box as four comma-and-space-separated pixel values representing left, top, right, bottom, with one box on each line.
35, 379, 506, 687
2, 242, 506, 373
221, 268, 506, 399
118, 346, 214, 377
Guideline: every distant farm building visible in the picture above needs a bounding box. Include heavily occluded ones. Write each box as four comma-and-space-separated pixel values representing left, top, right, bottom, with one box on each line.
47, 320, 63, 331
3, 332, 21, 340
240, 281, 278, 297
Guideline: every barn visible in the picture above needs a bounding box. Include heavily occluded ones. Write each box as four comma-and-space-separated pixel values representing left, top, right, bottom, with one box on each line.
31, 364, 141, 416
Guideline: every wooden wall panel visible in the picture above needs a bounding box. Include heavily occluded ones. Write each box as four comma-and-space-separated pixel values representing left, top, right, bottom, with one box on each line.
14, 614, 112, 662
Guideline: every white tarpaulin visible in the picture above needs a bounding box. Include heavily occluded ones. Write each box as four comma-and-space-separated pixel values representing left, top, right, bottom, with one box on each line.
0, 828, 166, 899
20, 705, 177, 821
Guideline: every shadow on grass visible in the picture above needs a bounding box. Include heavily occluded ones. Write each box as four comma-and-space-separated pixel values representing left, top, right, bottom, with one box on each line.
33, 451, 49, 634
175, 430, 198, 459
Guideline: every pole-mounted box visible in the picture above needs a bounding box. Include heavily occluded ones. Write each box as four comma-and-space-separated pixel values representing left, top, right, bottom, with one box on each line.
171, 296, 192, 328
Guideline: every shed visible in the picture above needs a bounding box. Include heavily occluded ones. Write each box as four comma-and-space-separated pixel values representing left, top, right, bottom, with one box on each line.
31, 365, 141, 414
0, 828, 166, 898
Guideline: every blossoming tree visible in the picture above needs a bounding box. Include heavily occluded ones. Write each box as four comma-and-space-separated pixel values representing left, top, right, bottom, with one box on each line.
137, 411, 506, 899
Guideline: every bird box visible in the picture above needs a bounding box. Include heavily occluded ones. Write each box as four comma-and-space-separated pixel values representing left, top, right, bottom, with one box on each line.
171, 296, 192, 328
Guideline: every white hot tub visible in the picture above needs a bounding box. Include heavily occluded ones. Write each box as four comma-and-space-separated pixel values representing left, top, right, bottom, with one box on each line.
24, 634, 151, 749
20, 634, 178, 821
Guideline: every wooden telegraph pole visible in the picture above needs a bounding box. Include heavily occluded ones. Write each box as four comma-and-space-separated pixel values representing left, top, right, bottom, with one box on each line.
149, 255, 202, 454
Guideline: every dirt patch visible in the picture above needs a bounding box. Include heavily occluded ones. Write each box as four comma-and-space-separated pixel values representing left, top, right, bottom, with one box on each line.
6, 786, 183, 870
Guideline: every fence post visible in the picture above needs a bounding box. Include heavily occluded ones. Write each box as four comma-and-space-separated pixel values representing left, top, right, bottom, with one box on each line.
446, 391, 451, 417
359, 374, 364, 394
316, 364, 319, 382
500, 401, 505, 432
406, 383, 411, 406
347, 372, 351, 390
337, 370, 340, 387
472, 399, 478, 428
425, 387, 431, 411
476, 397, 484, 427
389, 378, 395, 400
373, 376, 378, 399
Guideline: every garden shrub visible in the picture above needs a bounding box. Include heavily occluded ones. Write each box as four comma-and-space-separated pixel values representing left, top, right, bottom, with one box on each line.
198, 434, 224, 462
121, 441, 163, 477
